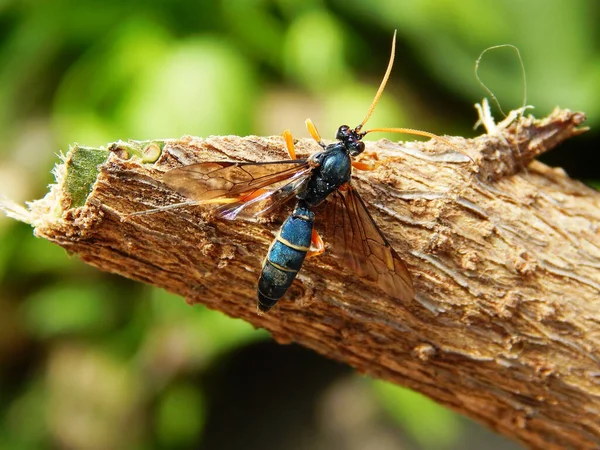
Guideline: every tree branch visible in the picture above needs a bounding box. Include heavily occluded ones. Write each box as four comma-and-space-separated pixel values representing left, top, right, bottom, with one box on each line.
3, 108, 599, 449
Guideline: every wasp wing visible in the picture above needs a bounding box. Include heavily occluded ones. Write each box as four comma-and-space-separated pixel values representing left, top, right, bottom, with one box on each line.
161, 160, 312, 219
322, 186, 414, 302
214, 166, 313, 220
162, 160, 309, 200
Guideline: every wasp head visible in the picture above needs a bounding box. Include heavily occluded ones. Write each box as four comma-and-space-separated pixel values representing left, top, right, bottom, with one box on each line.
336, 125, 365, 156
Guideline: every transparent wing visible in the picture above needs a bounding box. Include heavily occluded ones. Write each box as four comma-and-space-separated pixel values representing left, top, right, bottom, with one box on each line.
161, 160, 313, 219
215, 166, 312, 220
322, 186, 414, 302
163, 160, 309, 200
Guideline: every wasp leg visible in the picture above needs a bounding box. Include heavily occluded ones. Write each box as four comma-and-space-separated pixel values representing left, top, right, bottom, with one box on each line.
306, 229, 325, 258
306, 230, 325, 258
352, 160, 382, 171
305, 119, 327, 149
282, 129, 297, 160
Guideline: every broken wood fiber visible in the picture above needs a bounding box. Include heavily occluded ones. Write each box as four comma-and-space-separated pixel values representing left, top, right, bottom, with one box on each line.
5, 108, 600, 449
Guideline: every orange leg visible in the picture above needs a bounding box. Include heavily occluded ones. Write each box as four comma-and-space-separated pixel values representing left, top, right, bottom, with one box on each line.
306, 229, 325, 258
305, 119, 326, 149
282, 129, 296, 160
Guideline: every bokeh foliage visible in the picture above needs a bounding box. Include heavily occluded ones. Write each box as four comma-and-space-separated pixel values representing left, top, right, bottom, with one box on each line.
0, 0, 597, 448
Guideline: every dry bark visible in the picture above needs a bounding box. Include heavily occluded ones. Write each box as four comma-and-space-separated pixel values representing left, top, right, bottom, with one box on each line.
3, 108, 599, 449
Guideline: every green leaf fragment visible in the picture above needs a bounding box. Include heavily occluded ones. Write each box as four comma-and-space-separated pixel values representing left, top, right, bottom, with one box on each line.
63, 140, 165, 210
64, 145, 110, 209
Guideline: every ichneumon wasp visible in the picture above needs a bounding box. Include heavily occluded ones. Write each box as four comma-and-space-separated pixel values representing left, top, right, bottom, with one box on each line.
138, 31, 464, 312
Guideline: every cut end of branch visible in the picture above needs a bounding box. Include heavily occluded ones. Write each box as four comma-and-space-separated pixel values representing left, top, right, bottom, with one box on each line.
473, 102, 587, 181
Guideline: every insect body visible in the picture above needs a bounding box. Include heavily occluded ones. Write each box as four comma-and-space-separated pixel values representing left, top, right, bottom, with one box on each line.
256, 126, 364, 311
144, 31, 460, 312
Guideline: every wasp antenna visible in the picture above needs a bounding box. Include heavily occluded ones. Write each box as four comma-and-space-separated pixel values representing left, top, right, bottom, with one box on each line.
364, 127, 475, 165
305, 118, 326, 148
356, 30, 397, 132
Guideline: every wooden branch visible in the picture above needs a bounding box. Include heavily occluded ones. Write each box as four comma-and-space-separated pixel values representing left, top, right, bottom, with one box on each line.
3, 108, 599, 449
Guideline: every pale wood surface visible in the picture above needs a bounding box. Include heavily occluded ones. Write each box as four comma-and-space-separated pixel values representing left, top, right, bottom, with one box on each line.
8, 108, 600, 449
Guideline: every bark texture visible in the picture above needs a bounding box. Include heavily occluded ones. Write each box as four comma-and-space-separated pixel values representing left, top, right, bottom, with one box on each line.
5, 108, 600, 449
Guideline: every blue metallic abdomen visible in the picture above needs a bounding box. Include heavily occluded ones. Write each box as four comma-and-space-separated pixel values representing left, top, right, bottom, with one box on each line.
257, 204, 314, 312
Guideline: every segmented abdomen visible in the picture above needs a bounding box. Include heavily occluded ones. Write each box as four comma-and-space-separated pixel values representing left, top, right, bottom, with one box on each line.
257, 203, 314, 312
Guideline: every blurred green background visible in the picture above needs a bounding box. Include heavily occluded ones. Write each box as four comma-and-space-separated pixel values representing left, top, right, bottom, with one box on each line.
0, 1, 598, 449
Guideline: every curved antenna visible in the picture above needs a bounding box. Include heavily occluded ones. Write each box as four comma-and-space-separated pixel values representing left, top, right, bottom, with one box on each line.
364, 127, 475, 164
355, 30, 397, 132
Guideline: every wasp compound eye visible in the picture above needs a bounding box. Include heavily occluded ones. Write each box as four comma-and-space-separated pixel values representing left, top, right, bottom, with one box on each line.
348, 140, 365, 156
